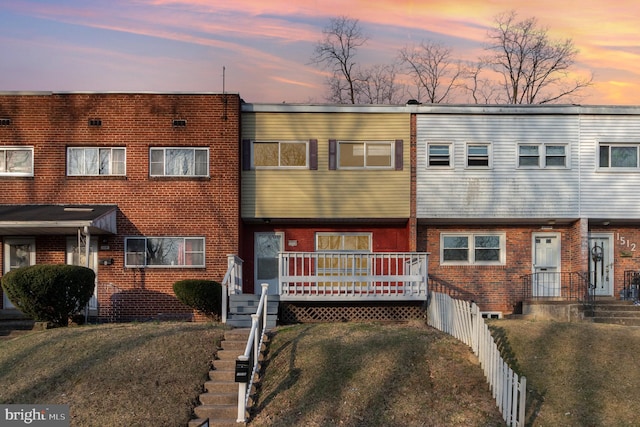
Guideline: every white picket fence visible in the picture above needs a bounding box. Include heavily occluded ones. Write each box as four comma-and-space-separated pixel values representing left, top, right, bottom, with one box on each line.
427, 292, 527, 427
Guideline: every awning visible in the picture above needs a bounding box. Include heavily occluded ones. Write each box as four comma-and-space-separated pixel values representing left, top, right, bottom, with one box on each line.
0, 205, 118, 235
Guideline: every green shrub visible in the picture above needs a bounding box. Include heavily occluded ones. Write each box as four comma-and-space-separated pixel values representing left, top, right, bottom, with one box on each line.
173, 279, 222, 318
1, 264, 95, 327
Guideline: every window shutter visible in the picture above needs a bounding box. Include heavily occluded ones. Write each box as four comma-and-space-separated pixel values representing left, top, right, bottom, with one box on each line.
242, 139, 251, 170
309, 139, 318, 170
329, 139, 337, 170
395, 139, 403, 170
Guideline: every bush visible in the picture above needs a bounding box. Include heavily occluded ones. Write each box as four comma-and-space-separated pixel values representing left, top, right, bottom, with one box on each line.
173, 279, 222, 318
1, 264, 95, 327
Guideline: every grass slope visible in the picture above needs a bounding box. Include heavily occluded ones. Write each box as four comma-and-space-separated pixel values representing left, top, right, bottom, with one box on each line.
0, 322, 224, 426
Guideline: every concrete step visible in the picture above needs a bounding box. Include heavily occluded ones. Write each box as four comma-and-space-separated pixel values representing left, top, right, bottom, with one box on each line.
204, 380, 238, 394
209, 370, 235, 382
592, 317, 640, 326
229, 295, 279, 315
226, 314, 277, 329
212, 359, 236, 371
194, 404, 239, 420
199, 392, 238, 406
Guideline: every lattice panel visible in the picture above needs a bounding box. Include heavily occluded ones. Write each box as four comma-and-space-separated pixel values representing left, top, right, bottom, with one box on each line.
279, 303, 426, 324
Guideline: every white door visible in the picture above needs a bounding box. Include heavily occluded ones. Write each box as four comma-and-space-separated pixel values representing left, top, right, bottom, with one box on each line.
3, 238, 36, 309
589, 234, 613, 296
66, 236, 99, 310
533, 233, 561, 297
254, 232, 283, 295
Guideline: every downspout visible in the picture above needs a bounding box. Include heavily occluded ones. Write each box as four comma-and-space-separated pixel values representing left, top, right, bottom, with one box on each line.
83, 226, 91, 322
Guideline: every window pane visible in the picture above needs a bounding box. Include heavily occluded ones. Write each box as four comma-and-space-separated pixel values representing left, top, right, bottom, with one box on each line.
444, 236, 468, 248
429, 145, 450, 166
366, 143, 391, 167
519, 146, 539, 167
254, 142, 279, 167
147, 237, 181, 265
0, 151, 5, 172
340, 143, 365, 167
611, 146, 638, 167
68, 148, 83, 174
545, 146, 566, 167
280, 142, 307, 167
165, 149, 193, 175
475, 235, 500, 248
99, 149, 111, 174
195, 150, 208, 175
150, 149, 164, 175
112, 148, 126, 175
475, 248, 500, 261
467, 145, 489, 167
444, 249, 468, 261
599, 146, 610, 167
6, 150, 32, 173
83, 148, 99, 175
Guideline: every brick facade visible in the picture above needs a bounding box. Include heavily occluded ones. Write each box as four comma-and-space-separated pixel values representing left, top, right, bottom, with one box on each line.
0, 93, 241, 321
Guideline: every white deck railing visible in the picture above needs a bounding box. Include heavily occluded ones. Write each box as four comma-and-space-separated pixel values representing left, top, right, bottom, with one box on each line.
427, 292, 527, 427
220, 254, 243, 323
278, 252, 428, 301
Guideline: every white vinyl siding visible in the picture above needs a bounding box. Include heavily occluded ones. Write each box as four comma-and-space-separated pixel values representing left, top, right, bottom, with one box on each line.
416, 113, 580, 219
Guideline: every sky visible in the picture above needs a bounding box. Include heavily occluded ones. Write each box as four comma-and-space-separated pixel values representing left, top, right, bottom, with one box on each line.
1, 0, 639, 105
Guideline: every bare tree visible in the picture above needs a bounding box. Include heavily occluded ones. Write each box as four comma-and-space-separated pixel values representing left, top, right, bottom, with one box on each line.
399, 41, 463, 104
312, 16, 368, 104
356, 64, 405, 104
485, 11, 592, 104
461, 60, 499, 104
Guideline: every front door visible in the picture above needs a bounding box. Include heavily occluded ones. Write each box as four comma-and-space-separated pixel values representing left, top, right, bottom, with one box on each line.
532, 233, 561, 297
589, 234, 613, 296
3, 238, 36, 309
254, 232, 283, 295
66, 236, 99, 310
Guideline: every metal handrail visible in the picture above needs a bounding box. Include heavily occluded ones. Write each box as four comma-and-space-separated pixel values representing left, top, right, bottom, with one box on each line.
236, 283, 269, 423
220, 254, 243, 324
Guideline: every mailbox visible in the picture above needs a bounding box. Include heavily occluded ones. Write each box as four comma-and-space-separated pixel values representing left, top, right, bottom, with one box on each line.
235, 359, 250, 383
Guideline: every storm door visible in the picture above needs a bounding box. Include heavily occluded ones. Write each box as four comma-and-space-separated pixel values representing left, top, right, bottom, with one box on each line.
254, 232, 283, 295
66, 236, 99, 310
532, 233, 561, 297
3, 238, 36, 309
589, 234, 613, 296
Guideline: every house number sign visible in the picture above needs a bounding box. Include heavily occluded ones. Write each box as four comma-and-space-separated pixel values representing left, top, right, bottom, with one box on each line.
616, 233, 637, 252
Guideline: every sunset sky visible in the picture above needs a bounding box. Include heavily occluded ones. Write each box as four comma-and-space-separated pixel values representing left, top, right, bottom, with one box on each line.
1, 0, 639, 105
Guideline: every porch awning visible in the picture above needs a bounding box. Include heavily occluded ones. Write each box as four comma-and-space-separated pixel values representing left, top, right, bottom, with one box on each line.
0, 205, 117, 235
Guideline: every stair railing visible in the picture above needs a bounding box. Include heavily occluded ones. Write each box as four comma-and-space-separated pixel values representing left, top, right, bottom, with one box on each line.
236, 283, 269, 423
220, 254, 243, 324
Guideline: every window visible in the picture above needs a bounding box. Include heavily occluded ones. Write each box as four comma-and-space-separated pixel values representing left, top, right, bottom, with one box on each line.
315, 233, 372, 279
0, 147, 33, 176
599, 144, 639, 169
467, 144, 491, 167
253, 141, 308, 168
338, 141, 393, 169
518, 144, 567, 168
67, 147, 125, 176
428, 143, 452, 167
150, 148, 208, 176
441, 233, 505, 265
124, 237, 205, 267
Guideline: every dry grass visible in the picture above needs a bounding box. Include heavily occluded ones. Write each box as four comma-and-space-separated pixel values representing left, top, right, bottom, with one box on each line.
489, 319, 640, 427
0, 322, 225, 426
249, 321, 505, 427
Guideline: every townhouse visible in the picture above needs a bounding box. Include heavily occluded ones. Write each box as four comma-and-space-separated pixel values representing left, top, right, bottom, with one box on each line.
0, 92, 241, 321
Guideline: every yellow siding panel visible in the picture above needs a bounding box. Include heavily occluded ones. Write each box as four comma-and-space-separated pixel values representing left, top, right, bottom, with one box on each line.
242, 112, 411, 219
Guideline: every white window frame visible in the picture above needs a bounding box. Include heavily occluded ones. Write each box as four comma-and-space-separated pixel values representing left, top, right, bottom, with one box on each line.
67, 147, 126, 176
149, 147, 209, 177
427, 142, 453, 168
124, 236, 205, 268
466, 143, 492, 168
598, 142, 640, 170
517, 143, 568, 169
338, 141, 394, 170
252, 140, 309, 169
0, 146, 34, 176
440, 232, 506, 266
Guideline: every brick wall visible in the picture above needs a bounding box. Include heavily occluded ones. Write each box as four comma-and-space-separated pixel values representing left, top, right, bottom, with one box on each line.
0, 93, 241, 321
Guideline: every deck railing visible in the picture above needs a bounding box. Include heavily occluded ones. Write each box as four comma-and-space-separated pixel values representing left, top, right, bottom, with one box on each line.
278, 252, 428, 301
521, 271, 591, 302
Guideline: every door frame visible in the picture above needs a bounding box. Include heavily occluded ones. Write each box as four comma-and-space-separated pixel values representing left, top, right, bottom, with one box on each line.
3, 237, 37, 309
588, 233, 614, 296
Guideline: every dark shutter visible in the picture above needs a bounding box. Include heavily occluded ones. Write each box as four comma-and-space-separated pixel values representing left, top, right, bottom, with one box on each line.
242, 139, 251, 171
309, 139, 318, 170
329, 139, 337, 170
395, 139, 403, 170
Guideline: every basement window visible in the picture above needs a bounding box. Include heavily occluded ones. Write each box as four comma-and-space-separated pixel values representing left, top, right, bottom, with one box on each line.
481, 312, 503, 319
